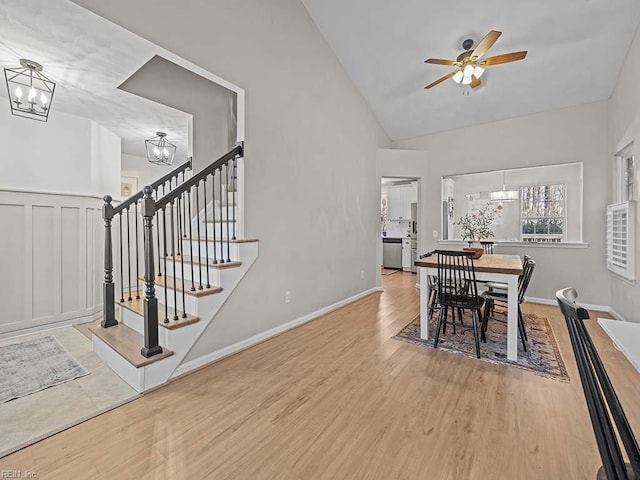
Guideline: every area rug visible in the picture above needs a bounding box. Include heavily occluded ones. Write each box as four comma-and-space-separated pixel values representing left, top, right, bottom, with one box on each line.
0, 336, 89, 403
394, 312, 569, 382
381, 268, 399, 276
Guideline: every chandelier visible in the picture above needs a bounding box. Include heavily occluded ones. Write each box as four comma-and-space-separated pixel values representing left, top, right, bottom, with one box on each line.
4, 59, 56, 122
490, 172, 519, 202
145, 132, 176, 166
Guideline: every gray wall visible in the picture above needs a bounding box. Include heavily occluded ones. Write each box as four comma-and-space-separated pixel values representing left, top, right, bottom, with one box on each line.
72, 0, 391, 361
609, 27, 640, 322
381, 101, 610, 306
118, 55, 234, 172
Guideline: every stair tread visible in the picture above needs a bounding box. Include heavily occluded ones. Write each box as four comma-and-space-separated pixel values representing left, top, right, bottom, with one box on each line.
185, 237, 259, 243
139, 274, 223, 298
171, 254, 242, 269
118, 297, 200, 330
89, 323, 173, 368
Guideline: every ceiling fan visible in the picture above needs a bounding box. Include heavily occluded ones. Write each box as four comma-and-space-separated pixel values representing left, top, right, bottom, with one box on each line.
424, 30, 527, 90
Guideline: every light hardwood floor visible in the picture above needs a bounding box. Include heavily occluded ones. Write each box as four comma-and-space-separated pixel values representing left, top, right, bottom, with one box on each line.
2, 272, 639, 479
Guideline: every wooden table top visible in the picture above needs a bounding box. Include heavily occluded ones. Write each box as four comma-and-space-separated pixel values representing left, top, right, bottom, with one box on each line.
415, 253, 523, 275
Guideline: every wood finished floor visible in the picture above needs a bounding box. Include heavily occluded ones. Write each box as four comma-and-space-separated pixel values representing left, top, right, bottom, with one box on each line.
2, 272, 640, 479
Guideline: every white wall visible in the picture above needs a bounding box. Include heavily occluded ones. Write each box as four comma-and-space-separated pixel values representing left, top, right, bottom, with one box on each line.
0, 107, 120, 197
0, 190, 103, 336
71, 0, 390, 363
122, 153, 175, 193
609, 27, 640, 322
382, 101, 610, 306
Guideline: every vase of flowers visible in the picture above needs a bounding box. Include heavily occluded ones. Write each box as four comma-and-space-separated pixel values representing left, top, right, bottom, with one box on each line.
456, 204, 495, 247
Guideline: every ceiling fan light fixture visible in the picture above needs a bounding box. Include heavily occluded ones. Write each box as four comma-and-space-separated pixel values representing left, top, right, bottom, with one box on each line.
473, 66, 485, 78
461, 75, 472, 85
463, 64, 474, 77
452, 70, 464, 84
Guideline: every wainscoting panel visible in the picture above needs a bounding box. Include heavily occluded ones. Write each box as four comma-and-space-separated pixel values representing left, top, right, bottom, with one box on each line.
0, 191, 103, 336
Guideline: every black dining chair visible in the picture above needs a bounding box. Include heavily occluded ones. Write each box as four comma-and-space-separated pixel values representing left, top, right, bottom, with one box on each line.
480, 241, 494, 254
481, 257, 536, 351
433, 250, 484, 359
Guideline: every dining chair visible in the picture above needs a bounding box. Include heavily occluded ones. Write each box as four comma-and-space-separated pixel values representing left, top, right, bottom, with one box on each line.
480, 241, 494, 254
481, 257, 536, 351
433, 250, 484, 359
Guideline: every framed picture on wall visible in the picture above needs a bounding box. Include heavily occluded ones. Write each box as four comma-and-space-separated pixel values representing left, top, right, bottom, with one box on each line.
121, 176, 138, 199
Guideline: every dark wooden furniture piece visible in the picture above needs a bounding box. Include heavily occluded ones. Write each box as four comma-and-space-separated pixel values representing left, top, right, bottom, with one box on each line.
433, 250, 485, 359
481, 257, 536, 351
556, 287, 640, 480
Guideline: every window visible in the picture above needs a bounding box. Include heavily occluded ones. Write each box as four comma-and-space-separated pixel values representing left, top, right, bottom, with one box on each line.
441, 162, 583, 244
520, 184, 565, 243
606, 201, 635, 281
615, 144, 634, 202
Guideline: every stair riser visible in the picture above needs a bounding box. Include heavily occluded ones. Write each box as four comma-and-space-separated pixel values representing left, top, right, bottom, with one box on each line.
204, 223, 237, 239
118, 307, 171, 346
154, 286, 200, 316
163, 262, 222, 285
180, 241, 240, 262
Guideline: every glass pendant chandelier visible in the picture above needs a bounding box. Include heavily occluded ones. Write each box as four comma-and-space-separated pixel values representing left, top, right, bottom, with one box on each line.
145, 132, 176, 166
490, 171, 519, 202
4, 59, 56, 122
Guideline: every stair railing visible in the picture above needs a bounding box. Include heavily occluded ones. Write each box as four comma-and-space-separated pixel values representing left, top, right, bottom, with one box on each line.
101, 159, 192, 337
102, 144, 242, 359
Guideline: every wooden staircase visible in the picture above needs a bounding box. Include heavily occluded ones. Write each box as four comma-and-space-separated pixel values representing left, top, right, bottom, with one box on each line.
88, 145, 258, 392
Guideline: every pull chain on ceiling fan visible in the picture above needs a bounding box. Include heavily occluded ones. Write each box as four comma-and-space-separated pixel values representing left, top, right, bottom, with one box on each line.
423, 30, 527, 90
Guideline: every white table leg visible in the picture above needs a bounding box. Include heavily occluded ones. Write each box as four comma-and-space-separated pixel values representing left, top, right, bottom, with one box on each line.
419, 267, 429, 340
506, 275, 519, 361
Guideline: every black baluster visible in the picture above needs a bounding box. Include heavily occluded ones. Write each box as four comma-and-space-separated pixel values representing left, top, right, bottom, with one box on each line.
101, 196, 117, 328
232, 156, 237, 240
170, 201, 178, 321
211, 172, 218, 264
141, 186, 162, 358
155, 188, 162, 277
134, 200, 140, 300
162, 207, 169, 324
203, 178, 211, 288
119, 213, 124, 302
178, 194, 187, 318
225, 163, 231, 263
182, 170, 188, 238
187, 188, 196, 291
176, 195, 182, 257
219, 166, 225, 263
195, 183, 203, 289
126, 207, 132, 302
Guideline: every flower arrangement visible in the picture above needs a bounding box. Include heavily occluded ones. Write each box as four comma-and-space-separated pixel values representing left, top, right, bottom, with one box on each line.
456, 204, 495, 244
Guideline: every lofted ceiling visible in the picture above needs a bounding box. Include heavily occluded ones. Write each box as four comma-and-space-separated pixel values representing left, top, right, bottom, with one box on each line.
301, 0, 640, 141
0, 0, 190, 158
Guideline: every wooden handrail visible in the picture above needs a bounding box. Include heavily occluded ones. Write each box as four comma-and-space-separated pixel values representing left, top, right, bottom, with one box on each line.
155, 144, 242, 210
111, 158, 192, 216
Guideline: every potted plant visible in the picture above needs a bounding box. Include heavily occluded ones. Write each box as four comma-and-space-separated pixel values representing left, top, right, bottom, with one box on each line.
456, 204, 495, 256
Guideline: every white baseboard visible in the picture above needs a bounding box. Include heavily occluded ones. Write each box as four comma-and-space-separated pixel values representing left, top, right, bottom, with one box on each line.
525, 296, 617, 317
172, 287, 381, 378
608, 308, 627, 322
0, 308, 102, 341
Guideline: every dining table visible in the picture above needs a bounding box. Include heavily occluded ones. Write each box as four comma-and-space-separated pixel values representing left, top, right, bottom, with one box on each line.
415, 253, 524, 362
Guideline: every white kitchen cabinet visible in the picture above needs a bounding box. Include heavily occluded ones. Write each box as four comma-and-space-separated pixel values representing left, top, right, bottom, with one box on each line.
388, 183, 418, 220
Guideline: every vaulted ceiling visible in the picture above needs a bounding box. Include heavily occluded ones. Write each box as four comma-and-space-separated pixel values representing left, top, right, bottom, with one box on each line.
302, 0, 640, 140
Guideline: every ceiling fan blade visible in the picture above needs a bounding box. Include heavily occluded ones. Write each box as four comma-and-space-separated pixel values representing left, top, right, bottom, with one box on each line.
425, 58, 459, 66
470, 75, 481, 89
480, 51, 528, 66
424, 70, 457, 89
470, 30, 502, 61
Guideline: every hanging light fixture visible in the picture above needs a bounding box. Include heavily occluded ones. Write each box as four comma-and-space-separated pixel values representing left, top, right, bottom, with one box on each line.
4, 59, 56, 122
490, 171, 519, 202
145, 132, 176, 166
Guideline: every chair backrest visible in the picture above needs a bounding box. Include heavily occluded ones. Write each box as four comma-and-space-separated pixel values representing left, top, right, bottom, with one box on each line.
556, 287, 640, 480
480, 241, 494, 254
517, 258, 536, 304
435, 250, 479, 307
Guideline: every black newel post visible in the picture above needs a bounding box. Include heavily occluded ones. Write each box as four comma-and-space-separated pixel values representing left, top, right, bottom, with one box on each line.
101, 195, 118, 328
141, 186, 163, 358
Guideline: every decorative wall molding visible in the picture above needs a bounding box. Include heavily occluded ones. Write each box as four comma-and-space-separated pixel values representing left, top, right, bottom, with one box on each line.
0, 190, 103, 335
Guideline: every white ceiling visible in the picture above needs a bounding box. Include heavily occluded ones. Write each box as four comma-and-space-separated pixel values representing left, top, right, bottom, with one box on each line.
0, 0, 190, 158
302, 0, 640, 141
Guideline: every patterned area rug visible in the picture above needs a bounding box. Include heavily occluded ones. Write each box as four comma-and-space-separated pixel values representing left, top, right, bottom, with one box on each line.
0, 336, 89, 403
395, 312, 569, 382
